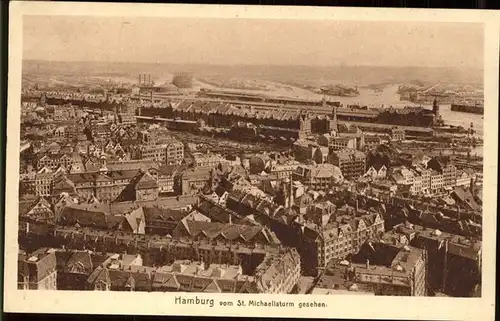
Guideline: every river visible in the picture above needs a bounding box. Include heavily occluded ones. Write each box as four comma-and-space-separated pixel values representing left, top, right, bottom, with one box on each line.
332, 84, 484, 135
332, 85, 484, 157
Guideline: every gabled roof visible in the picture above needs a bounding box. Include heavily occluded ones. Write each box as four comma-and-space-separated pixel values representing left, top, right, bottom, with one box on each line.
134, 172, 158, 190
65, 251, 94, 274
143, 206, 187, 222
176, 220, 279, 245
19, 197, 52, 217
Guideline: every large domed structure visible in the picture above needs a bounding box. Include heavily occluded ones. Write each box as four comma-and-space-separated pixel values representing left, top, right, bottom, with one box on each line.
248, 156, 266, 174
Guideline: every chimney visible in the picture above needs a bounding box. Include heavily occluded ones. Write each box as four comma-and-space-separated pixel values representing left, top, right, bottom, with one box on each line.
229, 214, 232, 225
26, 222, 30, 234
366, 259, 370, 269
355, 199, 359, 215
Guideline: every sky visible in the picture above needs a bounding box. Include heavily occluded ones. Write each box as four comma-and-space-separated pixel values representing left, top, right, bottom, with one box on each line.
23, 16, 484, 68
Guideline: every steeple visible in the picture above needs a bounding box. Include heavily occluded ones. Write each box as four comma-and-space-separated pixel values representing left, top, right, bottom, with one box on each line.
328, 96, 338, 133
433, 97, 440, 116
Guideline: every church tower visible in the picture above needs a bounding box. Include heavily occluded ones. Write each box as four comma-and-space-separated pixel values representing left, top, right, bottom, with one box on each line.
298, 109, 312, 138
330, 99, 338, 134
432, 97, 442, 126
433, 98, 440, 118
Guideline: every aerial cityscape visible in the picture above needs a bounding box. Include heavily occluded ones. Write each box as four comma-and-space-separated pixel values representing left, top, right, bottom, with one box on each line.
17, 16, 483, 297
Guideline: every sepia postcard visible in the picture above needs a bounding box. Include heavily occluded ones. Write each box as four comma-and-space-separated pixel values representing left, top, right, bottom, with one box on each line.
4, 2, 499, 320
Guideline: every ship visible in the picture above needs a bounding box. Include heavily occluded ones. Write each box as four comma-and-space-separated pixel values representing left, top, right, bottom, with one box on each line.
450, 103, 484, 115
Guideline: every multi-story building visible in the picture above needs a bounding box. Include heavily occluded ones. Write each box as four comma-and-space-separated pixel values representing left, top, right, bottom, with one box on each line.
318, 134, 357, 151
134, 172, 159, 202
172, 220, 281, 246
427, 156, 457, 189
164, 138, 184, 165
253, 249, 301, 294
292, 164, 343, 191
192, 152, 228, 168
138, 129, 161, 146
414, 166, 431, 195
35, 166, 55, 197
90, 121, 111, 144
399, 167, 415, 185
359, 135, 382, 151
37, 153, 73, 171
135, 138, 184, 165
329, 149, 366, 181
85, 249, 300, 294
456, 170, 473, 187
397, 223, 481, 297
157, 165, 177, 194
178, 167, 212, 195
269, 163, 300, 180
52, 168, 156, 202
318, 243, 427, 296
18, 248, 58, 290
442, 163, 457, 189
430, 170, 444, 194
299, 210, 385, 276
391, 127, 406, 141
137, 144, 167, 163
411, 174, 423, 195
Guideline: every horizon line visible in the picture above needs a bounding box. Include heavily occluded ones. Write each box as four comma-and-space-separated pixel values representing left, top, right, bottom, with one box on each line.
22, 59, 484, 70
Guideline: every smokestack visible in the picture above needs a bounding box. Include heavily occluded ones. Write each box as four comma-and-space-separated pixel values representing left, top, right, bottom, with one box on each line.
229, 214, 232, 225
366, 259, 370, 269
138, 74, 141, 86
355, 199, 359, 215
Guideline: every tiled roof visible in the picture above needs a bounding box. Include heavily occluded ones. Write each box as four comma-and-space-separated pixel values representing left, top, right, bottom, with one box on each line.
18, 248, 57, 283
60, 205, 125, 230
196, 197, 244, 223
254, 249, 300, 292
143, 206, 187, 222
134, 172, 158, 190
176, 220, 280, 245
